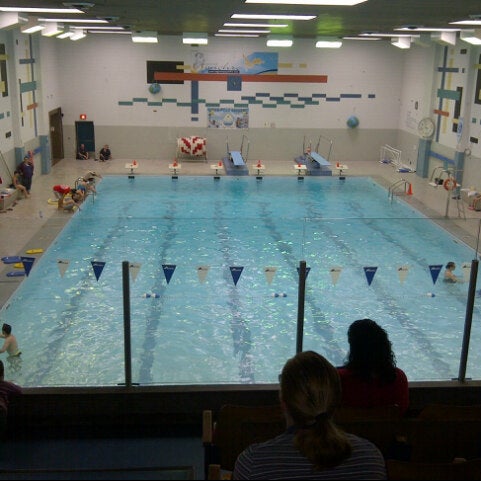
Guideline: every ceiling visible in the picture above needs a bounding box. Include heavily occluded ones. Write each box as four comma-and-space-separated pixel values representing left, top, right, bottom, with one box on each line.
6, 1, 481, 40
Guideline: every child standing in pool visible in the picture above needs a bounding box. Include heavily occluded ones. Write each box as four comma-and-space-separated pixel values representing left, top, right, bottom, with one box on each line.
0, 324, 21, 358
444, 261, 461, 283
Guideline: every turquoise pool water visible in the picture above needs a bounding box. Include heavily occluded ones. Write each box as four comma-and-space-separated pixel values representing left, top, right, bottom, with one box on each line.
1, 176, 480, 387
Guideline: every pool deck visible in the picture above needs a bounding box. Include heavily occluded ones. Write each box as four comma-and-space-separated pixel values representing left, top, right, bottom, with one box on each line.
1, 157, 480, 307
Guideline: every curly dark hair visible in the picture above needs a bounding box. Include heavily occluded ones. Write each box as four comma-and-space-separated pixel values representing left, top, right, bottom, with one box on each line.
344, 318, 397, 384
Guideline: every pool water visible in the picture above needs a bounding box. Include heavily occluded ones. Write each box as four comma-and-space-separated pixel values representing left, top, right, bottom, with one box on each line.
1, 176, 480, 387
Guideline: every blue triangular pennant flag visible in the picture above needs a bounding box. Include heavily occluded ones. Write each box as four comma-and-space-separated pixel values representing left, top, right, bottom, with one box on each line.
230, 266, 244, 286
429, 264, 443, 284
162, 264, 176, 284
20, 256, 35, 277
363, 266, 378, 286
296, 266, 311, 279
91, 261, 106, 281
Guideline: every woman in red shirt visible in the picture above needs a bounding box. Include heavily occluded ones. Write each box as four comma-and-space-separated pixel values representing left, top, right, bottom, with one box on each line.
337, 318, 409, 414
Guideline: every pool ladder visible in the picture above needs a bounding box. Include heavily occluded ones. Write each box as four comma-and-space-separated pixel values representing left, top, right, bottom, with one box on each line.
388, 179, 412, 201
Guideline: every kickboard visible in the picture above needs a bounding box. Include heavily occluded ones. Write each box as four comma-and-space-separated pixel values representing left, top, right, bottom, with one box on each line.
2, 256, 22, 264
25, 248, 43, 254
7, 270, 25, 277
13, 262, 24, 269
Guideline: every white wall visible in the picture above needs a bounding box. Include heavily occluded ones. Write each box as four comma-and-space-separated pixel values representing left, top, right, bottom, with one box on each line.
1, 30, 481, 185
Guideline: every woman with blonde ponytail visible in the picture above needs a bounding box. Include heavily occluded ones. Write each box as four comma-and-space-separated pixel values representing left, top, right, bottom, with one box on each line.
233, 351, 386, 480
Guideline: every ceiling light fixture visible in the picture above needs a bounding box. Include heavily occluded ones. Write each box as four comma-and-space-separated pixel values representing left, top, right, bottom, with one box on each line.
315, 36, 342, 48
411, 33, 432, 47
87, 30, 131, 35
245, 0, 366, 4
0, 12, 27, 30
460, 29, 481, 45
21, 18, 45, 34
450, 19, 481, 26
0, 7, 83, 14
42, 22, 63, 37
342, 36, 381, 41
218, 29, 270, 34
431, 31, 456, 45
232, 14, 316, 20
266, 35, 293, 47
57, 28, 73, 39
391, 37, 411, 49
396, 27, 459, 32
182, 32, 208, 45
38, 17, 107, 24
70, 29, 86, 41
360, 32, 411, 38
131, 31, 158, 43
224, 22, 288, 28
215, 33, 259, 37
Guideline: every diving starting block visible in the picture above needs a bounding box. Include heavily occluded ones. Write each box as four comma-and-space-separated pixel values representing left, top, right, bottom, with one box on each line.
230, 151, 245, 166
169, 162, 181, 178
125, 162, 138, 178
308, 151, 331, 167
224, 134, 249, 175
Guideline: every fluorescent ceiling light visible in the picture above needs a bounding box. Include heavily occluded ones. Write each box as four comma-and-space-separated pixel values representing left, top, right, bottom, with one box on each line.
57, 30, 73, 39
391, 37, 411, 49
39, 18, 107, 24
315, 37, 342, 48
0, 7, 83, 14
431, 31, 456, 45
84, 26, 127, 30
0, 12, 27, 30
343, 36, 381, 41
396, 27, 459, 32
70, 29, 86, 41
245, 0, 366, 4
360, 33, 411, 38
132, 31, 158, 43
218, 29, 270, 34
88, 30, 131, 35
266, 35, 293, 47
215, 33, 259, 37
42, 22, 63, 37
451, 20, 481, 26
232, 14, 316, 20
183, 32, 208, 44
224, 22, 288, 28
460, 29, 481, 45
21, 18, 45, 34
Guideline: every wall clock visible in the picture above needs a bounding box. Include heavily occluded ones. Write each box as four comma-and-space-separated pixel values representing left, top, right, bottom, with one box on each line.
417, 117, 435, 139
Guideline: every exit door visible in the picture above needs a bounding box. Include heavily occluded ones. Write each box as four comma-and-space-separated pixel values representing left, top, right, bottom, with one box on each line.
75, 121, 95, 154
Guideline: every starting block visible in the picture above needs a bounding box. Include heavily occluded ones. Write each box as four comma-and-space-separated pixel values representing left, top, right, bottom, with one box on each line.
125, 162, 138, 178
169, 162, 181, 179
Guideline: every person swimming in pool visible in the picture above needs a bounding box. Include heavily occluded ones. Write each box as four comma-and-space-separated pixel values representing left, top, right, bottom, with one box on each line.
444, 261, 461, 283
0, 323, 21, 357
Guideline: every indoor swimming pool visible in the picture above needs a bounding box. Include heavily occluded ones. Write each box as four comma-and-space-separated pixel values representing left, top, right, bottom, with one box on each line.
1, 175, 480, 387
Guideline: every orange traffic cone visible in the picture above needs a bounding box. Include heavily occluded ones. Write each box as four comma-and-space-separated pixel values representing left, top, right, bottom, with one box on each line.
218, 161, 222, 167
173, 158, 178, 167
257, 160, 262, 168
407, 183, 413, 195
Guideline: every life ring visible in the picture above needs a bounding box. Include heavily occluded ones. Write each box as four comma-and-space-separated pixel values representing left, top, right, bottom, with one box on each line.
443, 178, 457, 191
